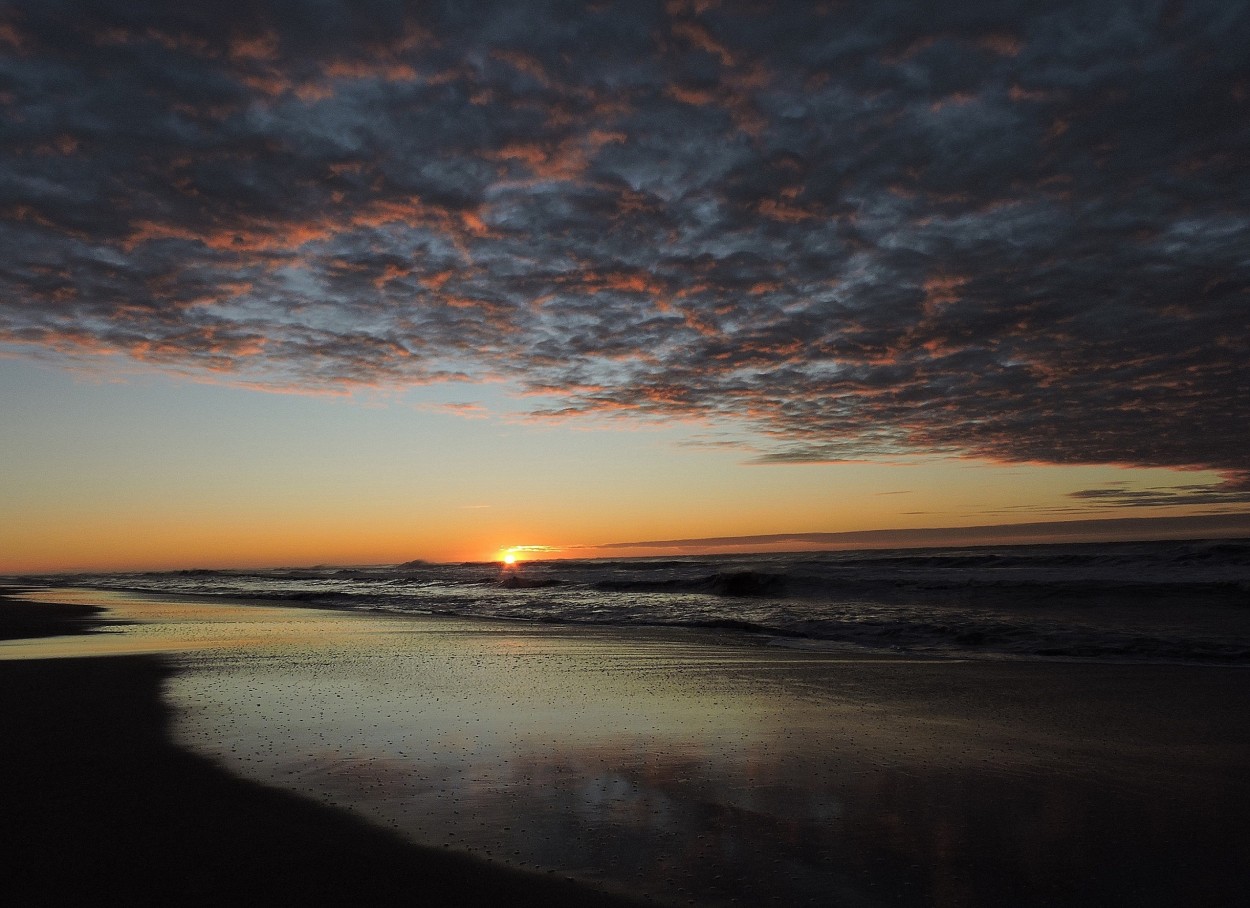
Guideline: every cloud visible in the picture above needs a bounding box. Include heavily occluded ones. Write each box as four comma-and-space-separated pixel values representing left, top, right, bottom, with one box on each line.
592, 513, 1250, 551
1, 1, 1247, 481
1067, 475, 1250, 509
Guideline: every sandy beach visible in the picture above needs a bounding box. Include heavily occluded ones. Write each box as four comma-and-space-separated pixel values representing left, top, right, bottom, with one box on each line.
4, 584, 1250, 906
0, 585, 644, 907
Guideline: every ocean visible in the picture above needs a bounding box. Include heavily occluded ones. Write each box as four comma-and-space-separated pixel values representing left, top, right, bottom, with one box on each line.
35, 537, 1250, 666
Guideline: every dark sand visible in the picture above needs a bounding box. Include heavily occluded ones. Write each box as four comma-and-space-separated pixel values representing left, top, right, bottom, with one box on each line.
0, 586, 643, 907
4, 584, 1250, 907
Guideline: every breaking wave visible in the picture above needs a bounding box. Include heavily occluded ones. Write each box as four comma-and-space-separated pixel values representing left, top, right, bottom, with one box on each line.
25, 537, 1250, 665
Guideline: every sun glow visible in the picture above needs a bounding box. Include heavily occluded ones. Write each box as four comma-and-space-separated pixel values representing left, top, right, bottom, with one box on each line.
494, 544, 563, 565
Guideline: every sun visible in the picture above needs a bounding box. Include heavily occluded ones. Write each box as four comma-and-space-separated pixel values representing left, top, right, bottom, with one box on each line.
502, 551, 517, 565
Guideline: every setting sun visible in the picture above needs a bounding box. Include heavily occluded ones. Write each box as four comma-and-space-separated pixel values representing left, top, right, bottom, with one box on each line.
502, 551, 517, 565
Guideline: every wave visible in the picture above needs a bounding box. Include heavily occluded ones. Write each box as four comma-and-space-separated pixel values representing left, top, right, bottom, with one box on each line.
594, 570, 787, 597
25, 536, 1250, 666
498, 575, 564, 589
363, 601, 1250, 666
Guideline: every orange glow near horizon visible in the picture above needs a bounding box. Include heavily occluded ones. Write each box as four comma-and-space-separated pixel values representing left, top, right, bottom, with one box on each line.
4, 478, 1249, 574
3, 360, 1249, 575
5, 504, 1250, 575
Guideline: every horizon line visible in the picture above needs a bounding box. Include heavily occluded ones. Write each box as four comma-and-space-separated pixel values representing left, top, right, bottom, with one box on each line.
8, 512, 1250, 576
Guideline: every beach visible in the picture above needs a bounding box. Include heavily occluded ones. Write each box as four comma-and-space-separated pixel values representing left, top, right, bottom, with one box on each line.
0, 586, 644, 907
4, 584, 1250, 906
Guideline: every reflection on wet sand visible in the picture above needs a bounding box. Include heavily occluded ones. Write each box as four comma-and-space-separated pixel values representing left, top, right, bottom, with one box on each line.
8, 588, 1250, 907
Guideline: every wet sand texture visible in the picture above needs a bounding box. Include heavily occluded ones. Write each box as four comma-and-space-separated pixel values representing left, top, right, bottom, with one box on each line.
0, 592, 643, 907
5, 586, 1250, 906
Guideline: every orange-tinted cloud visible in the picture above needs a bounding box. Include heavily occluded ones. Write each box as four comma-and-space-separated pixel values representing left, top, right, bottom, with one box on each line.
0, 0, 1246, 487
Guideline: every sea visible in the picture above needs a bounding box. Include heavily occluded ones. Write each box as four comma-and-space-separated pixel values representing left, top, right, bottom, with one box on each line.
28, 537, 1250, 666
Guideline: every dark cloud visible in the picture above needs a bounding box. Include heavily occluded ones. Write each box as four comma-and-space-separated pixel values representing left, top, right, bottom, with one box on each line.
1068, 475, 1250, 509
593, 513, 1250, 551
2, 1, 1247, 480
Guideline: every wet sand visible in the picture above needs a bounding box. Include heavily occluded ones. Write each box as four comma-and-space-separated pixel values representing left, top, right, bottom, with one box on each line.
4, 584, 1250, 906
0, 586, 643, 907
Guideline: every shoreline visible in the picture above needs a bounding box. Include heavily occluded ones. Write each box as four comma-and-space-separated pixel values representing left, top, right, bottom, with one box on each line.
5, 582, 1250, 906
0, 584, 646, 907
22, 576, 1250, 671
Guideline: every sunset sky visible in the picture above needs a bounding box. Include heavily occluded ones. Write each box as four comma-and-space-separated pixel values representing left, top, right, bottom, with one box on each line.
2, 1, 1248, 572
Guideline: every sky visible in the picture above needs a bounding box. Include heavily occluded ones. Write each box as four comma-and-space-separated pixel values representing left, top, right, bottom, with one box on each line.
1, 1, 1248, 571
